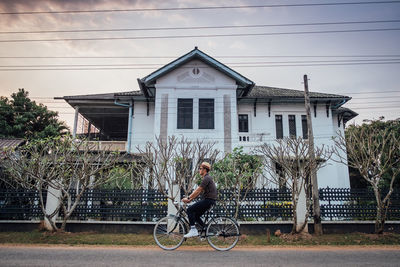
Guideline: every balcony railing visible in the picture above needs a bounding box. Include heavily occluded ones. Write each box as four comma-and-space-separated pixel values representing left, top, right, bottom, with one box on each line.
238, 133, 271, 143
86, 141, 127, 152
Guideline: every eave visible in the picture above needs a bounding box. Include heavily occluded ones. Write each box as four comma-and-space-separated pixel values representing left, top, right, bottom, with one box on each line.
138, 47, 255, 98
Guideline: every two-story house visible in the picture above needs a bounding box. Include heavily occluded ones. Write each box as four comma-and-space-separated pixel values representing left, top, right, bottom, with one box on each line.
60, 47, 357, 189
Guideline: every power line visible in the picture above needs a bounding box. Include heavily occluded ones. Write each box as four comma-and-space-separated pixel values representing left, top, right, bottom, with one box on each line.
0, 61, 399, 71
1, 58, 400, 68
1, 55, 399, 59
345, 90, 400, 94
2, 99, 400, 110
1, 106, 400, 116
22, 91, 399, 101
1, 1, 399, 15
22, 95, 400, 102
1, 28, 399, 43
1, 19, 400, 34
3, 99, 399, 109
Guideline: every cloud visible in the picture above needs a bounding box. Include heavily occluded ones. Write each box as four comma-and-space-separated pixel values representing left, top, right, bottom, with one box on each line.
0, 0, 150, 28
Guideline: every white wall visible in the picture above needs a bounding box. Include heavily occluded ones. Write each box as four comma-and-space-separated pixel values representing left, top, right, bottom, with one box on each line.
152, 60, 238, 153
130, 101, 155, 152
238, 102, 350, 188
129, 58, 351, 188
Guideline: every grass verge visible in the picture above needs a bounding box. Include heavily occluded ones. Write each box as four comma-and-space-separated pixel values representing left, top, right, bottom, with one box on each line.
0, 231, 399, 247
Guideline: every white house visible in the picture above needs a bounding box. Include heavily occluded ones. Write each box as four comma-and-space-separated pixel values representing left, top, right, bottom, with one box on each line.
61, 47, 357, 189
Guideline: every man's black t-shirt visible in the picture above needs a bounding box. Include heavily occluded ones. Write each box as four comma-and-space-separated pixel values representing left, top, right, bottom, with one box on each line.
199, 174, 218, 200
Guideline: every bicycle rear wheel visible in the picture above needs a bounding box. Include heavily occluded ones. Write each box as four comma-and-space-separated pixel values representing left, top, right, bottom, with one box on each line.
206, 217, 240, 251
153, 216, 186, 250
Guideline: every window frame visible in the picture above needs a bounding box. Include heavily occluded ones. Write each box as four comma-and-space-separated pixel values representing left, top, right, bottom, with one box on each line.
198, 98, 215, 130
177, 98, 193, 129
301, 115, 308, 139
238, 114, 249, 133
288, 114, 297, 138
275, 114, 283, 139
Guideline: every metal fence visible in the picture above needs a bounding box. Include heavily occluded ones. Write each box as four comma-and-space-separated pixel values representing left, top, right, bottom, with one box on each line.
0, 189, 45, 220
0, 188, 399, 221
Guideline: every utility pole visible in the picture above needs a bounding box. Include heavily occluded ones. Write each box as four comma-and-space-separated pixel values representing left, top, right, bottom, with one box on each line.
303, 75, 323, 235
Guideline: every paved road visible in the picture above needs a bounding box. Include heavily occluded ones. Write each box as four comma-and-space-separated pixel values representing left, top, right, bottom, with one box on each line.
1, 245, 400, 267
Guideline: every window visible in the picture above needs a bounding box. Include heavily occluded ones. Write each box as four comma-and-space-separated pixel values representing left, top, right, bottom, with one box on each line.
301, 115, 308, 139
238, 114, 249, 132
199, 99, 214, 129
288, 115, 296, 138
177, 99, 193, 129
275, 115, 283, 139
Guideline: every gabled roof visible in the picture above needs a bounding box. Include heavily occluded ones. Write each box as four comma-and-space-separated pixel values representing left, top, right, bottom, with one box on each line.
247, 85, 350, 99
241, 85, 351, 108
58, 91, 145, 104
61, 92, 116, 101
138, 47, 255, 98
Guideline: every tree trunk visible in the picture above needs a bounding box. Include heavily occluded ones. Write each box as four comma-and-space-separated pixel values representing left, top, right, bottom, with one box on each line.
374, 189, 384, 234
291, 195, 298, 234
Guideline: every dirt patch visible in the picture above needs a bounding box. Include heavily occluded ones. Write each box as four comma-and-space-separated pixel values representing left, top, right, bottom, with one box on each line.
280, 232, 313, 242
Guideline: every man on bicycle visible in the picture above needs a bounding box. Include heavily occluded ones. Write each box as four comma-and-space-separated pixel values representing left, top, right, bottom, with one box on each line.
182, 162, 217, 238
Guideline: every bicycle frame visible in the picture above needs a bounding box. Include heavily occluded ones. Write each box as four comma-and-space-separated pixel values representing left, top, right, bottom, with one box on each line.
154, 201, 241, 251
168, 202, 236, 238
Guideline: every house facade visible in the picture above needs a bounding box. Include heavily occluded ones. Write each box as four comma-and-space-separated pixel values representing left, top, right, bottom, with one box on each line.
61, 47, 357, 189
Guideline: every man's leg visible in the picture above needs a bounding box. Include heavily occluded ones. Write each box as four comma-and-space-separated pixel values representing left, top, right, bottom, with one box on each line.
193, 199, 213, 228
185, 202, 203, 238
185, 200, 213, 238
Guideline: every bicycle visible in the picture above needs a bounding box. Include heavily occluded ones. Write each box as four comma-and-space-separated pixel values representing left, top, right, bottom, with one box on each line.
153, 201, 240, 251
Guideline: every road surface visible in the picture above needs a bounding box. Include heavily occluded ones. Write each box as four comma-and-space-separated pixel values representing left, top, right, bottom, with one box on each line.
1, 245, 400, 267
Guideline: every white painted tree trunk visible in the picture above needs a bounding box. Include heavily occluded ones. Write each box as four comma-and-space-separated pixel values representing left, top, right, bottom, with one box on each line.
167, 183, 180, 232
168, 183, 180, 216
296, 185, 308, 233
44, 185, 61, 231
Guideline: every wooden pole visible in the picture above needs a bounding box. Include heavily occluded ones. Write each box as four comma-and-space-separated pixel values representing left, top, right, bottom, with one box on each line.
303, 75, 323, 235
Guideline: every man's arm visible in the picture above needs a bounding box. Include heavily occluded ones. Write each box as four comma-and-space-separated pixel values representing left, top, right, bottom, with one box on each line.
182, 186, 204, 203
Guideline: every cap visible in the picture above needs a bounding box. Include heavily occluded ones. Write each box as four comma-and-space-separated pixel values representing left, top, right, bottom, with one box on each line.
201, 162, 211, 171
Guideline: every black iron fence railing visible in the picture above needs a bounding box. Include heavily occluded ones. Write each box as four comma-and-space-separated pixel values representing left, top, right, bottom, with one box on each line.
0, 189, 46, 220
0, 188, 399, 221
70, 189, 166, 222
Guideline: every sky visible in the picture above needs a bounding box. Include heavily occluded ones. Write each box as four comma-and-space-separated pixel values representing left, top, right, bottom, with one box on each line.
0, 0, 399, 129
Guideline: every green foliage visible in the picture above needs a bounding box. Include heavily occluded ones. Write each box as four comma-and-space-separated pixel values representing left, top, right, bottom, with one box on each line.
211, 147, 262, 189
346, 118, 400, 189
0, 89, 68, 140
101, 166, 140, 190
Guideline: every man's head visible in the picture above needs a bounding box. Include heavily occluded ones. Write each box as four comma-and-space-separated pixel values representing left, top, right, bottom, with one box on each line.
199, 162, 211, 176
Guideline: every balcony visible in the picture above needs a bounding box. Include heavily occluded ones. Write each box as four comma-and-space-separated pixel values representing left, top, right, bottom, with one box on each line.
86, 141, 127, 152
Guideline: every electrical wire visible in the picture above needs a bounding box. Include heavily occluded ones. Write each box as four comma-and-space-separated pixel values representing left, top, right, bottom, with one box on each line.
1, 54, 400, 59
0, 61, 399, 71
1, 19, 399, 34
1, 1, 399, 15
1, 58, 400, 69
1, 28, 399, 43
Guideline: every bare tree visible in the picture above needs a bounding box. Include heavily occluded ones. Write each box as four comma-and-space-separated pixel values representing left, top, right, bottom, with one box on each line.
136, 136, 219, 206
333, 124, 400, 234
1, 136, 132, 231
211, 147, 262, 219
256, 137, 331, 234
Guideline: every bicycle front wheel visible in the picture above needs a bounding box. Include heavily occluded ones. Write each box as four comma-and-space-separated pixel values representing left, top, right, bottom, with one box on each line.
206, 217, 240, 251
153, 216, 186, 250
